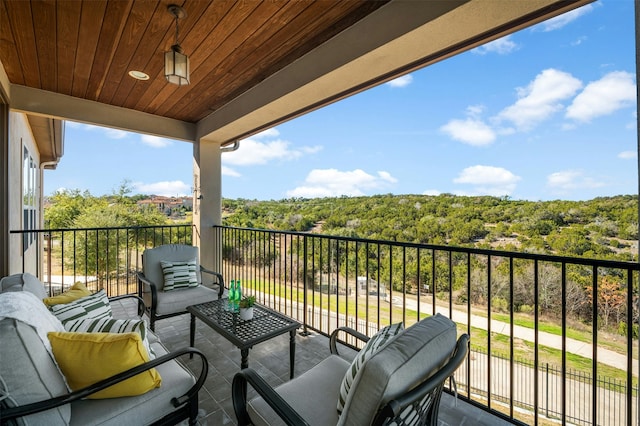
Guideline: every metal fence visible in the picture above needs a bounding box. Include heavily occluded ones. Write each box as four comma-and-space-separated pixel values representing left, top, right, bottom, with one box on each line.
215, 225, 640, 426
10, 224, 192, 296
8, 224, 640, 425
465, 347, 639, 426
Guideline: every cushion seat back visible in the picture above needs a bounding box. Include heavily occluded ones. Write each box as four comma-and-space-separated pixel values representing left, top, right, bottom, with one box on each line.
142, 245, 201, 292
0, 273, 47, 299
338, 313, 457, 426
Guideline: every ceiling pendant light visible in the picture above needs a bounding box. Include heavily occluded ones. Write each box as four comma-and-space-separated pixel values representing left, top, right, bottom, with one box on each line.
165, 4, 190, 86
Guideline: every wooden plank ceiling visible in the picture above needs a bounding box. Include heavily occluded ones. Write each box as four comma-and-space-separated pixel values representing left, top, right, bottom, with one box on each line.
0, 0, 389, 124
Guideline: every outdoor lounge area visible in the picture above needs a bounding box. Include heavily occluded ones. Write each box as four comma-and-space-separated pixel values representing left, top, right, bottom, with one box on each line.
0, 268, 500, 425
3, 224, 638, 425
157, 309, 510, 426
2, 0, 639, 425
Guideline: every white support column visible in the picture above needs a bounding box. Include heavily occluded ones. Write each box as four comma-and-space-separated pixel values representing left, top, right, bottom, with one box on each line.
192, 138, 222, 273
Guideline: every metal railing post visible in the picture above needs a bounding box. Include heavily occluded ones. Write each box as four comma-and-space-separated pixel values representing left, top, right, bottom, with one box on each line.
301, 235, 310, 335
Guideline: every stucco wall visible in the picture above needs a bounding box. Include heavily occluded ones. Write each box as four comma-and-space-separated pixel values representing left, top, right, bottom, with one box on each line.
8, 111, 40, 275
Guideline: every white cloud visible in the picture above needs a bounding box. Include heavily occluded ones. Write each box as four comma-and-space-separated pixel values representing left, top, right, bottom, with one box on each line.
378, 171, 398, 183
140, 134, 173, 148
497, 68, 583, 131
286, 169, 397, 198
473, 36, 519, 55
453, 165, 521, 196
104, 128, 128, 139
223, 135, 321, 166
423, 189, 441, 196
628, 111, 638, 130
440, 118, 496, 146
466, 105, 485, 118
133, 180, 190, 197
66, 122, 129, 139
571, 36, 587, 46
546, 170, 605, 192
618, 151, 637, 160
566, 71, 636, 122
386, 74, 413, 88
222, 166, 241, 177
536, 4, 594, 32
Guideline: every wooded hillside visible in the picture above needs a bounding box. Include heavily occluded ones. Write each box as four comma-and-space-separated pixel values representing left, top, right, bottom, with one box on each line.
222, 194, 639, 262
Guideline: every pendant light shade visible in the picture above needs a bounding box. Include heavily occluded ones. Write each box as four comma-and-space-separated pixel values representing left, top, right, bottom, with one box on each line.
165, 44, 190, 86
165, 5, 189, 86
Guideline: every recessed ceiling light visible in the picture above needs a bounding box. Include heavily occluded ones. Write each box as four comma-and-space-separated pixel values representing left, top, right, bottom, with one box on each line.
128, 70, 149, 80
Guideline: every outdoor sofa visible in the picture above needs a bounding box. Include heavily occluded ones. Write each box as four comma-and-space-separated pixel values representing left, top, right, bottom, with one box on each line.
0, 273, 208, 425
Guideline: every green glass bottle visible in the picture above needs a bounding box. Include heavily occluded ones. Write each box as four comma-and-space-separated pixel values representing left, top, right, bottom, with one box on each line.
236, 280, 242, 304
228, 280, 236, 310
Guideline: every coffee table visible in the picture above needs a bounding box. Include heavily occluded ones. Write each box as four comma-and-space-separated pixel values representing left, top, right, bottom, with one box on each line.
187, 299, 301, 378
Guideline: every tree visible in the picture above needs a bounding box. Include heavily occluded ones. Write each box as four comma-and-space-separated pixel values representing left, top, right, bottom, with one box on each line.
58, 196, 169, 289
587, 276, 627, 328
45, 189, 95, 228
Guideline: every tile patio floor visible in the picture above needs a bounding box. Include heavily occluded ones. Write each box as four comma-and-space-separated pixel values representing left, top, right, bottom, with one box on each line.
155, 313, 514, 426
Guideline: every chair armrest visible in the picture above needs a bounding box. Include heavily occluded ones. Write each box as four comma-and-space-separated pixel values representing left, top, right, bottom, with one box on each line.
329, 326, 370, 355
1, 347, 209, 422
108, 293, 146, 317
137, 271, 158, 310
232, 368, 310, 426
199, 266, 225, 298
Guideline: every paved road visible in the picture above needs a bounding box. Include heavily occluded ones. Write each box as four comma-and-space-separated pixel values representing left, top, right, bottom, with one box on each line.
398, 297, 638, 376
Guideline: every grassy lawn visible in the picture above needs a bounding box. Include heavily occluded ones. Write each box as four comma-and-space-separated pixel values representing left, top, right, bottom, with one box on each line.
485, 311, 633, 358
246, 279, 637, 387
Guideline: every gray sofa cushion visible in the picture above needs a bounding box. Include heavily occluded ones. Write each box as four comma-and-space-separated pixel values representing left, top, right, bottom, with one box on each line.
248, 355, 350, 426
0, 273, 47, 300
338, 313, 457, 426
0, 318, 70, 425
68, 340, 196, 426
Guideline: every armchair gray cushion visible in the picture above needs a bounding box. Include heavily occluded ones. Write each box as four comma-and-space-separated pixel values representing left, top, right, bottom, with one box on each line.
153, 285, 221, 316
138, 244, 224, 331
238, 313, 460, 426
248, 356, 350, 426
142, 245, 203, 292
339, 313, 456, 426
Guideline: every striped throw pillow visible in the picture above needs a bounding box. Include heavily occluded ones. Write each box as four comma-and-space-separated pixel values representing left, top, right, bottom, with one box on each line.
64, 317, 155, 359
160, 259, 198, 291
337, 322, 404, 413
49, 290, 112, 326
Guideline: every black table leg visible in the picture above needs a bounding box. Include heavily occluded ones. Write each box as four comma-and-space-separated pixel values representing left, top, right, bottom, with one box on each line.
240, 349, 249, 369
189, 313, 195, 359
289, 329, 296, 379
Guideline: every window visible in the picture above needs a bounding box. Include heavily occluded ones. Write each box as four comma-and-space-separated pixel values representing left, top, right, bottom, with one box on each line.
23, 145, 36, 250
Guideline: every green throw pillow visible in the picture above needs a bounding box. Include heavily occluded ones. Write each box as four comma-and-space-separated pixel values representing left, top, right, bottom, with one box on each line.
49, 290, 112, 327
337, 322, 404, 413
160, 259, 198, 291
64, 317, 155, 360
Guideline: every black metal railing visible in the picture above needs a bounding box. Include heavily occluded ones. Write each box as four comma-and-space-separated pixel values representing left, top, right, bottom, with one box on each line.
9, 224, 192, 296
7, 224, 639, 425
215, 225, 639, 426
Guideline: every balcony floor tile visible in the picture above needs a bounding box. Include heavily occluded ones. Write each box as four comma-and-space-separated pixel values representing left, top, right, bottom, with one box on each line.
156, 313, 512, 426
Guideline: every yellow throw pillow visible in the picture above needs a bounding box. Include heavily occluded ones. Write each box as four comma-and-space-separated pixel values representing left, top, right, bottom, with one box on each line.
48, 331, 162, 399
43, 282, 91, 306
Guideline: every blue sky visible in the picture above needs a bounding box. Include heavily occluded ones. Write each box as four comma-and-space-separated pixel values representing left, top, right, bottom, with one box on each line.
47, 0, 638, 201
